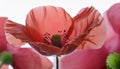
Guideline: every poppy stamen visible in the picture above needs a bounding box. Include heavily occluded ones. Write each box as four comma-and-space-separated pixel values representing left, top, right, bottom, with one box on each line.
44, 32, 52, 44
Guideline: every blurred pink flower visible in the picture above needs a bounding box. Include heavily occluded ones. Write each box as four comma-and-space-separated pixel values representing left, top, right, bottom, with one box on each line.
0, 17, 52, 69
5, 6, 106, 56
1, 65, 8, 69
60, 3, 120, 69
104, 3, 120, 53
60, 47, 108, 69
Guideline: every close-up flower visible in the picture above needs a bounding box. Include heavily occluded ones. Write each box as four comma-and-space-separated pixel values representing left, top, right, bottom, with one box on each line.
2, 1, 120, 69
0, 17, 52, 69
5, 6, 106, 56
1, 0, 120, 68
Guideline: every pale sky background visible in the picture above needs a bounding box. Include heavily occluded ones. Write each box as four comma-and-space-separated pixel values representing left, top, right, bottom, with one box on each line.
0, 0, 120, 24
0, 0, 120, 69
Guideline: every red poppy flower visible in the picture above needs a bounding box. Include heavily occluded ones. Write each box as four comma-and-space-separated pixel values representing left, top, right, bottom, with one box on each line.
5, 6, 106, 56
0, 17, 52, 69
60, 3, 120, 69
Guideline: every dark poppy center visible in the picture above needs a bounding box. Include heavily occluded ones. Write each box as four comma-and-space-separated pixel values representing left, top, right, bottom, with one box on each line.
51, 34, 62, 48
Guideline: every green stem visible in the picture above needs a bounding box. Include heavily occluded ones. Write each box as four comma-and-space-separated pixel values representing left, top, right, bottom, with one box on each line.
56, 56, 59, 69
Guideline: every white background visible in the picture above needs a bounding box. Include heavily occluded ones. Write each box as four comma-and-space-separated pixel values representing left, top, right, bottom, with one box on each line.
0, 0, 120, 24
0, 0, 120, 69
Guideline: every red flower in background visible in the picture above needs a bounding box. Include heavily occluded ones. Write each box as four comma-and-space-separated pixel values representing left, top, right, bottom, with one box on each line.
60, 3, 120, 69
5, 6, 106, 56
0, 17, 52, 69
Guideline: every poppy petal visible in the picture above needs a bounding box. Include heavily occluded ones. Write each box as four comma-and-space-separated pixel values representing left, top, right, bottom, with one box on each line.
59, 7, 106, 55
0, 17, 8, 52
73, 6, 106, 49
26, 6, 73, 42
60, 47, 108, 69
104, 3, 120, 53
5, 20, 29, 47
12, 48, 53, 69
29, 42, 60, 55
106, 3, 120, 34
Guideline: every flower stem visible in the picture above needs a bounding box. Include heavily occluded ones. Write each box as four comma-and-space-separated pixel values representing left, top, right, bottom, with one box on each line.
56, 56, 59, 69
